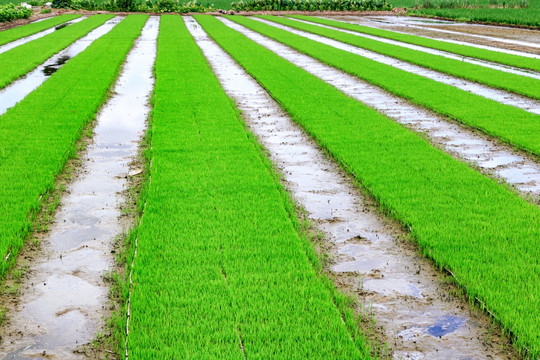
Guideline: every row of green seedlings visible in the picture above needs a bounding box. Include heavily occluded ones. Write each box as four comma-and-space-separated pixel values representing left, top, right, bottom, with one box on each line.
290, 15, 540, 72
196, 14, 540, 357
0, 3, 32, 22
231, 0, 391, 11
0, 14, 80, 45
270, 16, 540, 103
0, 15, 114, 89
0, 15, 147, 279
117, 14, 373, 359
245, 16, 540, 155
415, 0, 529, 9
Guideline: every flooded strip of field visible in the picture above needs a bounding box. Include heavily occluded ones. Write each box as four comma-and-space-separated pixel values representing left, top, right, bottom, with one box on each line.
0, 16, 158, 360
327, 15, 540, 57
222, 18, 540, 197
291, 17, 540, 81
188, 16, 516, 360
0, 16, 122, 117
0, 16, 86, 55
254, 17, 540, 116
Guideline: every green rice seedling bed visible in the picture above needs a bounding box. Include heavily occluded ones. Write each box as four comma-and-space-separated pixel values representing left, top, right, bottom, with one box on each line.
0, 15, 147, 277
266, 15, 540, 101
124, 14, 371, 359
0, 14, 81, 46
227, 16, 540, 155
290, 15, 540, 72
195, 14, 540, 357
0, 14, 113, 89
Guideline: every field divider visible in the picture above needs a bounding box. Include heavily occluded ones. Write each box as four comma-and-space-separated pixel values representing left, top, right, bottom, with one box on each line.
257, 16, 540, 107
225, 16, 540, 156
195, 15, 540, 357
224, 17, 540, 197
188, 15, 517, 359
0, 16, 123, 116
0, 14, 82, 48
299, 15, 540, 72
0, 14, 115, 89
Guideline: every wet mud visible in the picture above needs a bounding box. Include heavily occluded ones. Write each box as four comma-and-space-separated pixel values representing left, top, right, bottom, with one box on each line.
0, 17, 86, 55
189, 15, 517, 360
0, 16, 123, 117
327, 15, 540, 56
0, 16, 158, 360
228, 17, 540, 198
257, 17, 540, 114
291, 17, 540, 81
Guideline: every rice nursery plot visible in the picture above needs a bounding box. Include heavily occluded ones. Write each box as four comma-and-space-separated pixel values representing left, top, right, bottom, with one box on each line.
0, 12, 538, 360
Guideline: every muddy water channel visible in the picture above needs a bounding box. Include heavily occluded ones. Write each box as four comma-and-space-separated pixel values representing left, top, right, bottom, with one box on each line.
0, 16, 123, 116
0, 16, 158, 359
326, 15, 540, 56
188, 16, 516, 360
291, 17, 540, 81
0, 16, 87, 55
256, 17, 540, 115
222, 18, 540, 198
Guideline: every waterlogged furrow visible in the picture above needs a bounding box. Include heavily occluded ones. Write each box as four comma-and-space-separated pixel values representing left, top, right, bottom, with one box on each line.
195, 15, 540, 357
257, 16, 540, 113
290, 16, 540, 81
225, 16, 540, 156
352, 16, 540, 52
0, 14, 82, 48
187, 16, 514, 360
310, 16, 540, 71
0, 15, 157, 359
0, 14, 147, 283
125, 15, 370, 359
0, 14, 114, 89
225, 18, 540, 196
0, 16, 123, 116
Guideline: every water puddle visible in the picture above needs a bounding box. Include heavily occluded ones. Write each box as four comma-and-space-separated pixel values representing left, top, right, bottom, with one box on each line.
0, 16, 159, 359
292, 17, 540, 81
0, 17, 86, 55
255, 17, 540, 115
189, 16, 515, 360
326, 15, 540, 57
0, 16, 123, 117
222, 18, 540, 198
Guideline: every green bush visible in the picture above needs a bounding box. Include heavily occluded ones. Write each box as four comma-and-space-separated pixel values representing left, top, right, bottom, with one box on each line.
0, 4, 33, 23
231, 0, 392, 11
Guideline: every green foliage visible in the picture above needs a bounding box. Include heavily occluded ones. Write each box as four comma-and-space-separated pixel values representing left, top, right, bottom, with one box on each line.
39, 7, 52, 12
0, 15, 147, 278
415, 0, 529, 8
50, 0, 212, 12
0, 13, 80, 45
197, 14, 540, 357
231, 0, 392, 11
0, 3, 32, 22
51, 0, 71, 7
123, 14, 372, 359
0, 15, 114, 89
240, 15, 540, 155
291, 15, 540, 73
